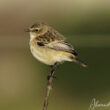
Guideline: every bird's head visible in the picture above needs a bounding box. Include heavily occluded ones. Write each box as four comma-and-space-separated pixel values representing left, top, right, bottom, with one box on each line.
25, 22, 49, 40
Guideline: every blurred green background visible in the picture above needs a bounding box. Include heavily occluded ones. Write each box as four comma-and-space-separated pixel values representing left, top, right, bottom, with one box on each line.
0, 0, 110, 110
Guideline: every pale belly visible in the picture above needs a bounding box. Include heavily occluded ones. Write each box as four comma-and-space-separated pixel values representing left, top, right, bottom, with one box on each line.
30, 45, 73, 65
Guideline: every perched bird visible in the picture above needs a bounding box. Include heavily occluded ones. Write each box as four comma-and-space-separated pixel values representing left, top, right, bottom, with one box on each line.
25, 22, 87, 71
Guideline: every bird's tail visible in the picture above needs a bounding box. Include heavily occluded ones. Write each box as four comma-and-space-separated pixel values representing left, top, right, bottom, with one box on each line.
74, 57, 87, 67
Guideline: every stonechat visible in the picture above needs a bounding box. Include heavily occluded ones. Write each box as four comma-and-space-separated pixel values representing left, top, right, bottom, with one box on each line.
25, 22, 87, 68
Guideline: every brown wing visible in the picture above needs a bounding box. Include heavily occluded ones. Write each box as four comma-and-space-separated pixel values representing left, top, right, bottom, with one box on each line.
35, 29, 78, 56
35, 28, 65, 44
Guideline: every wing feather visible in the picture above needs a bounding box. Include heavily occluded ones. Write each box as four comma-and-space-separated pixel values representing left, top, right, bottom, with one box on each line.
35, 29, 78, 56
45, 41, 78, 56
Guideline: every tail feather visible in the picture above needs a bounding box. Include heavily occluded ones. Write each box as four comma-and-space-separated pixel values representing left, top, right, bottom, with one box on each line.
74, 57, 87, 67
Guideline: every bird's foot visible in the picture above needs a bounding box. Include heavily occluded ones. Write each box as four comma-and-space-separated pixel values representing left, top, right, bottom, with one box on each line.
47, 74, 56, 80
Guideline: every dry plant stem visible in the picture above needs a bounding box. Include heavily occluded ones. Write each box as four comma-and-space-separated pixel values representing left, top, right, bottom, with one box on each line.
43, 66, 55, 110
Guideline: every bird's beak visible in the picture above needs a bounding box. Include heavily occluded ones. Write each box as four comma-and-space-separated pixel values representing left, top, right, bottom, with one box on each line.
25, 28, 30, 32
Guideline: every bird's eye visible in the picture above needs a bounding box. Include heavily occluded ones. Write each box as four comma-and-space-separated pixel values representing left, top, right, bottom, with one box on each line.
34, 29, 39, 32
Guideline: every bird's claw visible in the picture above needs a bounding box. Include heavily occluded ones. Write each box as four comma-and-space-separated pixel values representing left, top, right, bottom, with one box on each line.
47, 74, 56, 80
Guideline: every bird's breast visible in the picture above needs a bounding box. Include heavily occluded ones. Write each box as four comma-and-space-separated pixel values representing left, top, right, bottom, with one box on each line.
30, 42, 56, 65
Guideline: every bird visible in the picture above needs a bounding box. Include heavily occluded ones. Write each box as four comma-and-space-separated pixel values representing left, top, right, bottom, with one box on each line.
25, 22, 87, 75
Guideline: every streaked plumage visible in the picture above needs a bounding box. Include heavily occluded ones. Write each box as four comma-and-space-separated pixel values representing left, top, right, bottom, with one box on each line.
26, 22, 87, 67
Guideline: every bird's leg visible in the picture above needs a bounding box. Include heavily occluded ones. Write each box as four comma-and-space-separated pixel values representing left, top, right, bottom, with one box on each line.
47, 63, 57, 80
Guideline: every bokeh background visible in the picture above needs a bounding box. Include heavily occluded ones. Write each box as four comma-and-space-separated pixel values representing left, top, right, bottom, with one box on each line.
0, 0, 110, 110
